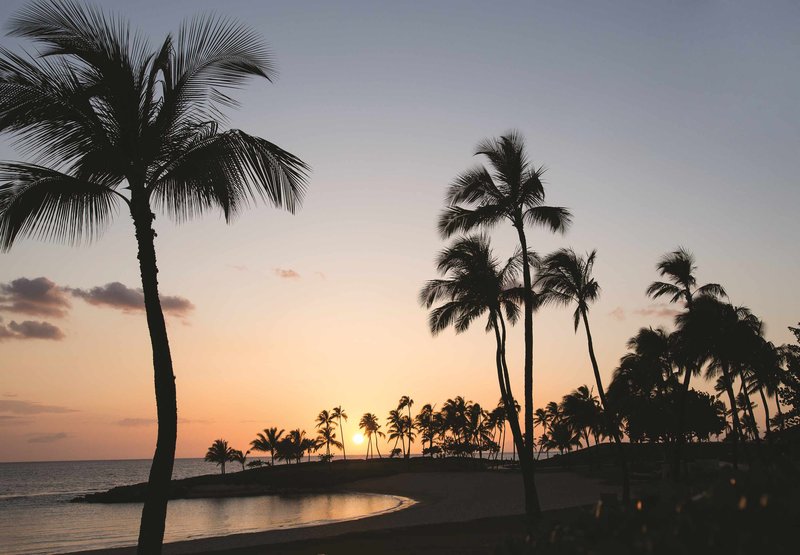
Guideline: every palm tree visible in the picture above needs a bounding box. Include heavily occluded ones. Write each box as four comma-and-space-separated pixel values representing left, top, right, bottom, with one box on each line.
0, 4, 309, 552
414, 403, 437, 457
438, 132, 571, 461
231, 449, 249, 471
316, 424, 343, 459
676, 297, 760, 469
397, 396, 415, 457
205, 439, 235, 474
536, 248, 630, 503
647, 248, 726, 475
331, 406, 348, 460
359, 412, 384, 459
250, 427, 284, 466
561, 385, 601, 448
386, 409, 407, 455
420, 234, 541, 518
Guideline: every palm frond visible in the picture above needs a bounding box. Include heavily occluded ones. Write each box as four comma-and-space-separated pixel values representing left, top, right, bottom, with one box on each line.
151, 129, 308, 220
437, 204, 505, 238
0, 162, 120, 250
523, 205, 572, 234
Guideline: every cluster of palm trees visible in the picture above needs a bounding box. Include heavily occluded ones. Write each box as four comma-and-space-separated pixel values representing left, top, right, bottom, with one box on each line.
421, 134, 799, 518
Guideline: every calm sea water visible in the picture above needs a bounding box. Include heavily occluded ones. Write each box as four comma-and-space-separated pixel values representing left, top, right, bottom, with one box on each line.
0, 458, 412, 555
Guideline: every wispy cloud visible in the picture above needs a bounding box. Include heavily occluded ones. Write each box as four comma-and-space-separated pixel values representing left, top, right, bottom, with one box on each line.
633, 304, 681, 319
116, 417, 210, 426
0, 399, 77, 415
0, 415, 33, 426
609, 307, 625, 321
274, 268, 300, 279
27, 432, 68, 444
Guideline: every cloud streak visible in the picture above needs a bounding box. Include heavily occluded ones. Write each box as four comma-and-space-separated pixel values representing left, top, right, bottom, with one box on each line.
633, 304, 681, 319
27, 432, 68, 444
69, 282, 194, 317
274, 268, 300, 279
0, 399, 77, 415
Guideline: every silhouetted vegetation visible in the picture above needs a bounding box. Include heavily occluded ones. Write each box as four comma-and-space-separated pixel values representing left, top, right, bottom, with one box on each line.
0, 2, 309, 552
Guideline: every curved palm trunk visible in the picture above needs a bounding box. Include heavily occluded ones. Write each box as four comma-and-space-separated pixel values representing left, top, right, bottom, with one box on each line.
775, 396, 785, 431
738, 376, 760, 443
494, 314, 541, 520
375, 436, 382, 458
581, 310, 630, 504
720, 362, 741, 469
131, 197, 177, 555
406, 406, 413, 458
515, 225, 535, 459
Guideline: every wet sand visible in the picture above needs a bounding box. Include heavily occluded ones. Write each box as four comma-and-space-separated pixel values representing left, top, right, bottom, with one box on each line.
75, 469, 620, 554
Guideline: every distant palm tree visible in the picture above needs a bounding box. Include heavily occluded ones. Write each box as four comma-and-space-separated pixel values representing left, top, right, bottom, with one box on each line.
0, 4, 310, 552
205, 439, 236, 474
438, 132, 571, 462
386, 409, 407, 455
397, 396, 415, 457
250, 428, 284, 466
231, 449, 249, 471
536, 248, 630, 503
359, 412, 384, 459
561, 385, 601, 448
316, 424, 343, 459
331, 406, 348, 460
414, 403, 437, 457
647, 248, 726, 475
420, 234, 541, 518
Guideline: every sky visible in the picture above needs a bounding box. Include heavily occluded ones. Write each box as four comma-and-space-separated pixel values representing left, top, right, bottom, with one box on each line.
1, 0, 799, 462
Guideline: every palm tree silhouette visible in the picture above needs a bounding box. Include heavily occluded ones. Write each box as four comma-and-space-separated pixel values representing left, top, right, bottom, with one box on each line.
386, 409, 407, 455
397, 396, 415, 457
561, 385, 601, 448
647, 248, 725, 475
231, 449, 249, 471
205, 439, 235, 475
315, 410, 341, 459
536, 248, 630, 503
331, 406, 348, 460
0, 4, 309, 551
250, 427, 284, 466
359, 412, 384, 459
438, 132, 571, 463
420, 234, 541, 517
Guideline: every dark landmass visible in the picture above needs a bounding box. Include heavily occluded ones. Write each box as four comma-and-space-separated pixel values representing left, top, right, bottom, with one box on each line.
71, 457, 493, 503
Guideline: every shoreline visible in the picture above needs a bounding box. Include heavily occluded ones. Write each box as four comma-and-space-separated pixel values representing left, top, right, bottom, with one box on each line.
71, 469, 621, 554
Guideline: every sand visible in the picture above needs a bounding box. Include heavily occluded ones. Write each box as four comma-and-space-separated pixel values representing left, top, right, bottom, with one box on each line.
75, 469, 620, 554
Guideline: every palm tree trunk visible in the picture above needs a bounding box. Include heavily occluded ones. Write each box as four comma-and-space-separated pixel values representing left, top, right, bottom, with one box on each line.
376, 436, 382, 458
581, 310, 630, 504
494, 313, 541, 520
407, 406, 413, 458
775, 396, 785, 431
673, 363, 695, 480
758, 386, 772, 442
131, 197, 177, 555
339, 417, 347, 460
738, 376, 760, 443
514, 224, 535, 460
720, 363, 741, 469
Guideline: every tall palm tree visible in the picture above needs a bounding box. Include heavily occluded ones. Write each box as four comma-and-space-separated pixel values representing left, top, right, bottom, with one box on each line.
205, 439, 235, 475
438, 132, 571, 460
331, 406, 348, 460
647, 248, 725, 475
316, 424, 343, 459
0, 4, 309, 552
536, 248, 630, 503
359, 412, 384, 459
420, 234, 541, 518
397, 396, 414, 457
561, 385, 601, 448
386, 409, 407, 455
250, 427, 284, 466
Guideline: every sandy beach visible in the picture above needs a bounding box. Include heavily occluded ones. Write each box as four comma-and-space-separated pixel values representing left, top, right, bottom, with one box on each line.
74, 469, 620, 554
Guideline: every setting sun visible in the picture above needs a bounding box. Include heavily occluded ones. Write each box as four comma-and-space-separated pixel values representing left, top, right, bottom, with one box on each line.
352, 433, 365, 445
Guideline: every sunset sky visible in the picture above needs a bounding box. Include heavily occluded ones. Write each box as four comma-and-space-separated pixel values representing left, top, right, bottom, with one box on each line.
1, 0, 799, 462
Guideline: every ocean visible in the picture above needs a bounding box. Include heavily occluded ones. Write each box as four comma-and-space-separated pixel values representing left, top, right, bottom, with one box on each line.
0, 458, 409, 555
